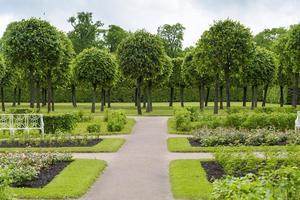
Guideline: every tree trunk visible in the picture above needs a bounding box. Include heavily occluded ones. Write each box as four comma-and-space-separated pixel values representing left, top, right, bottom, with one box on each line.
47, 71, 52, 113
29, 69, 35, 108
51, 87, 55, 112
214, 75, 219, 114
134, 87, 138, 107
251, 85, 255, 110
1, 87, 5, 112
143, 87, 146, 108
280, 85, 284, 107
169, 87, 174, 107
292, 73, 299, 107
103, 89, 106, 106
242, 86, 247, 107
101, 88, 105, 112
42, 88, 47, 107
220, 86, 223, 109
180, 86, 184, 107
262, 84, 269, 107
17, 88, 21, 105
107, 88, 111, 108
205, 87, 210, 107
254, 85, 258, 108
36, 81, 40, 112
136, 78, 142, 115
71, 84, 77, 107
146, 81, 151, 112
224, 70, 231, 108
199, 83, 205, 111
41, 88, 45, 107
91, 84, 96, 113
12, 87, 17, 107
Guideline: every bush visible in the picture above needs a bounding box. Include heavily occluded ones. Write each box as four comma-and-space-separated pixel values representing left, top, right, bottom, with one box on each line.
44, 113, 79, 134
186, 107, 200, 122
87, 124, 101, 133
107, 110, 127, 132
174, 108, 192, 131
0, 168, 12, 200
9, 108, 34, 114
212, 167, 300, 200
224, 113, 247, 128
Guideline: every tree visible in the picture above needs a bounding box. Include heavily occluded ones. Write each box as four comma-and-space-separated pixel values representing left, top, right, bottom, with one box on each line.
68, 12, 104, 54
74, 47, 117, 113
117, 30, 164, 115
2, 18, 62, 111
104, 25, 128, 53
171, 57, 185, 107
157, 23, 185, 58
0, 55, 7, 111
272, 34, 291, 107
254, 28, 287, 50
286, 24, 300, 107
202, 19, 253, 109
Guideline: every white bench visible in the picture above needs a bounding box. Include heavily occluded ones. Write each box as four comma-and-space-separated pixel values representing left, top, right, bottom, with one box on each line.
295, 111, 300, 130
0, 114, 44, 136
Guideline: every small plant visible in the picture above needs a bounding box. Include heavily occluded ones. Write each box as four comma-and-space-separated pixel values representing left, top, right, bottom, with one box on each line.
107, 110, 127, 132
0, 168, 13, 200
174, 108, 192, 131
87, 124, 101, 133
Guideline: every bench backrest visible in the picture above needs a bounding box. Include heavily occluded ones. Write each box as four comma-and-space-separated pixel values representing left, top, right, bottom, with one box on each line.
0, 114, 44, 131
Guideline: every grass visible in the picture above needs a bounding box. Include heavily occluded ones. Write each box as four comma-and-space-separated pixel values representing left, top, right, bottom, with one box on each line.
0, 138, 125, 153
12, 159, 106, 199
168, 137, 300, 153
1, 101, 288, 116
170, 159, 212, 200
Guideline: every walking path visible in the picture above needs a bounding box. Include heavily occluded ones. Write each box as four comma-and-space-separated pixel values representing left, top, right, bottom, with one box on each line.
77, 117, 213, 200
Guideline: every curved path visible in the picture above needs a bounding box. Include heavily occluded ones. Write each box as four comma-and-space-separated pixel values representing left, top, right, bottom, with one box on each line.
76, 117, 213, 200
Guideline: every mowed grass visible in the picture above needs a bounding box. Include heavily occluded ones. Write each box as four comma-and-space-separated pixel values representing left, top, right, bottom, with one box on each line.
170, 159, 212, 200
0, 101, 288, 116
13, 159, 106, 199
168, 137, 300, 153
0, 138, 125, 153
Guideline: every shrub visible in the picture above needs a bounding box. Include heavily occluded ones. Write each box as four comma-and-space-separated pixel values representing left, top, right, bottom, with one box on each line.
9, 108, 34, 114
212, 167, 300, 200
107, 110, 127, 132
0, 168, 12, 200
224, 113, 247, 128
44, 113, 79, 134
174, 108, 192, 131
87, 124, 101, 133
186, 107, 200, 122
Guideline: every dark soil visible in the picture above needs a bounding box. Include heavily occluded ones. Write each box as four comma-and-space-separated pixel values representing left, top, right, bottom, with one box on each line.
12, 161, 72, 188
0, 138, 102, 148
188, 138, 201, 147
201, 161, 225, 182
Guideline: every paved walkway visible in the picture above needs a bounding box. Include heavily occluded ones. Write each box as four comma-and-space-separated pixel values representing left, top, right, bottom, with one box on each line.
77, 117, 213, 200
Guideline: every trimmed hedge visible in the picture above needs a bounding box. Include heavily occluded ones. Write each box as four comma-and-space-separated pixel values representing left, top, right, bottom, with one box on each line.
44, 113, 79, 134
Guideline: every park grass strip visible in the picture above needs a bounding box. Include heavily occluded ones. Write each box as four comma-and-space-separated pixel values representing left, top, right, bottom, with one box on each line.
0, 138, 125, 153
170, 159, 212, 200
168, 137, 300, 152
12, 159, 106, 199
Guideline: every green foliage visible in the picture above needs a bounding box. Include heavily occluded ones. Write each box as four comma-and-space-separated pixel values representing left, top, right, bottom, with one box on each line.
174, 108, 192, 131
170, 57, 184, 87
68, 12, 104, 54
44, 113, 79, 134
104, 25, 128, 53
107, 110, 127, 132
254, 27, 287, 50
212, 167, 300, 200
75, 47, 117, 87
86, 124, 101, 133
0, 168, 12, 200
286, 24, 300, 73
157, 23, 185, 58
117, 30, 164, 80
192, 128, 293, 147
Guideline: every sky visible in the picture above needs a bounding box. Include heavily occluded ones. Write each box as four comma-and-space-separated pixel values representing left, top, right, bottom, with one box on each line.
0, 0, 299, 47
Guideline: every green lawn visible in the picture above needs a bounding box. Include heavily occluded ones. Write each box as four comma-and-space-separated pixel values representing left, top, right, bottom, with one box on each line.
0, 138, 125, 153
170, 159, 212, 200
168, 137, 300, 152
13, 159, 106, 199
1, 101, 288, 116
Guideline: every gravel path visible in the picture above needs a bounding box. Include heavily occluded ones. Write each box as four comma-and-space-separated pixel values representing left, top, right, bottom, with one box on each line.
78, 117, 213, 200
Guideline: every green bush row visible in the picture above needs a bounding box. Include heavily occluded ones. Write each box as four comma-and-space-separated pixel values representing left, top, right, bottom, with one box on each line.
44, 113, 81, 134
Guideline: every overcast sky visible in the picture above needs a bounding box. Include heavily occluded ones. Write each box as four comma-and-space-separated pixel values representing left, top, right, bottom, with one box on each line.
0, 0, 299, 47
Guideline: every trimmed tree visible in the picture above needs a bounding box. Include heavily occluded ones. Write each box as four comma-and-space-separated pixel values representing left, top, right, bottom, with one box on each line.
74, 47, 117, 113
170, 57, 185, 107
117, 30, 164, 115
2, 18, 62, 111
286, 24, 300, 107
202, 19, 253, 109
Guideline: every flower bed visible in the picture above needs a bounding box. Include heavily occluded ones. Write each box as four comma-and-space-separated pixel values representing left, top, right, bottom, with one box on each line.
190, 128, 299, 147
0, 152, 72, 188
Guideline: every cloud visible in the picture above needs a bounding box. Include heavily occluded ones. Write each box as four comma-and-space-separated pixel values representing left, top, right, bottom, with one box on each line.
0, 0, 299, 47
